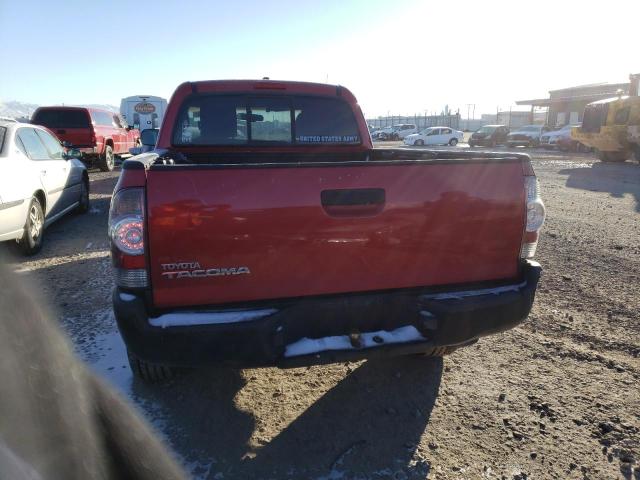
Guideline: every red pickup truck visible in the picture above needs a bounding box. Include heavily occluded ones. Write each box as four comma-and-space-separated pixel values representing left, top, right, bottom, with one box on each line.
32, 106, 140, 172
109, 80, 545, 382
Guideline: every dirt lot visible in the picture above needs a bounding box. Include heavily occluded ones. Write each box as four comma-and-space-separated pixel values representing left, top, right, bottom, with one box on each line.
4, 148, 640, 480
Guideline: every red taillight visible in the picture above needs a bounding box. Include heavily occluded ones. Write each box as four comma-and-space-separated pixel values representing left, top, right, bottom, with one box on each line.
109, 188, 147, 288
520, 175, 546, 259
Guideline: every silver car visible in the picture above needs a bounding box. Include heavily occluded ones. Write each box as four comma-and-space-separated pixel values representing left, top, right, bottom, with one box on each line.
0, 120, 89, 255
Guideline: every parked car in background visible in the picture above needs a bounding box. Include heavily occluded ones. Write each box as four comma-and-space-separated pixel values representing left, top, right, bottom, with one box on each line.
506, 125, 551, 147
404, 126, 464, 146
120, 95, 167, 132
372, 125, 395, 140
372, 124, 417, 140
390, 124, 418, 140
110, 79, 544, 382
540, 124, 580, 150
556, 133, 591, 152
31, 106, 140, 172
468, 125, 509, 147
0, 120, 89, 255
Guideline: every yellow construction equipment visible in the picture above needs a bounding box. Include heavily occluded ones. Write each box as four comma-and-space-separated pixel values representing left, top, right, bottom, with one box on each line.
571, 73, 640, 162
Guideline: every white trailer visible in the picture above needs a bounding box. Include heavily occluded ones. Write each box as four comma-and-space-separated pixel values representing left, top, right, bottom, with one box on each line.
120, 95, 167, 131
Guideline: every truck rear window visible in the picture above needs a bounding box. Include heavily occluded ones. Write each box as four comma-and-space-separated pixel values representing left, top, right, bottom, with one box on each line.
172, 95, 360, 146
32, 110, 90, 129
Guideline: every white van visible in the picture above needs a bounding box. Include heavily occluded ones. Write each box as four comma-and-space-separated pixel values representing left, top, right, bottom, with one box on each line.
120, 95, 168, 131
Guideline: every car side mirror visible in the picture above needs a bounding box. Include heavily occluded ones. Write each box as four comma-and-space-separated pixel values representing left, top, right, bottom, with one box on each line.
62, 148, 82, 160
62, 140, 73, 148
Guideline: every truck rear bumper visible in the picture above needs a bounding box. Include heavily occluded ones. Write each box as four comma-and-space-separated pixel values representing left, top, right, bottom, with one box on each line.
113, 261, 541, 368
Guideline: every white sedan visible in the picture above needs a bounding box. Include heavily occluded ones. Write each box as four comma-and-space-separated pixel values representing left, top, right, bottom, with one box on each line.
404, 127, 464, 146
0, 119, 89, 255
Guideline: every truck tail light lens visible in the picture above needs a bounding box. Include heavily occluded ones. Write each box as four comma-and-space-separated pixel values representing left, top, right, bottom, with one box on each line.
109, 188, 148, 288
520, 175, 546, 259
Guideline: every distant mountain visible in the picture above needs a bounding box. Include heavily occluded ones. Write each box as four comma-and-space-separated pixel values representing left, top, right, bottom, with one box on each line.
0, 100, 39, 121
0, 100, 119, 121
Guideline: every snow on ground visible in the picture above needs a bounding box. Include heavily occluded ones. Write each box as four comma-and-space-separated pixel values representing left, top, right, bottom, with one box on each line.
285, 325, 425, 357
149, 308, 278, 328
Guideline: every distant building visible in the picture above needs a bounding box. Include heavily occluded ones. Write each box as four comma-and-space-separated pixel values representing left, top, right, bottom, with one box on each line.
516, 82, 629, 127
496, 110, 547, 128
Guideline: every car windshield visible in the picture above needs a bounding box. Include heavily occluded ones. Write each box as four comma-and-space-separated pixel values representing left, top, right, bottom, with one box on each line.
32, 109, 90, 129
519, 125, 540, 131
173, 95, 360, 145
477, 126, 496, 134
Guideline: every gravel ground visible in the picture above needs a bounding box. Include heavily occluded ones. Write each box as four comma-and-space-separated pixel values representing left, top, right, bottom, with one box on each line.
4, 149, 639, 480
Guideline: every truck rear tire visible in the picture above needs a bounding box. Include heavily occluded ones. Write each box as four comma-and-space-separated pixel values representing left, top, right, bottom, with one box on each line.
127, 350, 175, 383
597, 150, 628, 163
99, 145, 115, 172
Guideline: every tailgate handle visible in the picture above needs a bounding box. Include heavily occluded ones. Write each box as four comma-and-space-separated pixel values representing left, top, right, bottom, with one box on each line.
321, 188, 385, 217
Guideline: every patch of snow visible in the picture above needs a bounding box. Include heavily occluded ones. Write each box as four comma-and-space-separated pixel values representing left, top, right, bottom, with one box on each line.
420, 281, 526, 300
82, 328, 133, 395
285, 325, 425, 358
183, 459, 215, 479
149, 309, 278, 328
12, 250, 109, 273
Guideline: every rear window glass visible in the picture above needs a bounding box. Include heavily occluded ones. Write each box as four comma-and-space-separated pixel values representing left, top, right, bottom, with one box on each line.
33, 109, 90, 129
92, 111, 116, 126
173, 95, 360, 146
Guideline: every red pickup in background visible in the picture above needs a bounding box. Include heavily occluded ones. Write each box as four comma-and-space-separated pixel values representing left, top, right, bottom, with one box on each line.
32, 106, 140, 171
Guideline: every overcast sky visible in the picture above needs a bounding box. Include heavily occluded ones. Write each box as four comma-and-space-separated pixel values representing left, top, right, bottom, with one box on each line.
1, 0, 637, 118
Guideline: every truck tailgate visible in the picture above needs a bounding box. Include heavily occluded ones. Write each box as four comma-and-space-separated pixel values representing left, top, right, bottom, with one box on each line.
146, 161, 525, 308
53, 127, 94, 148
